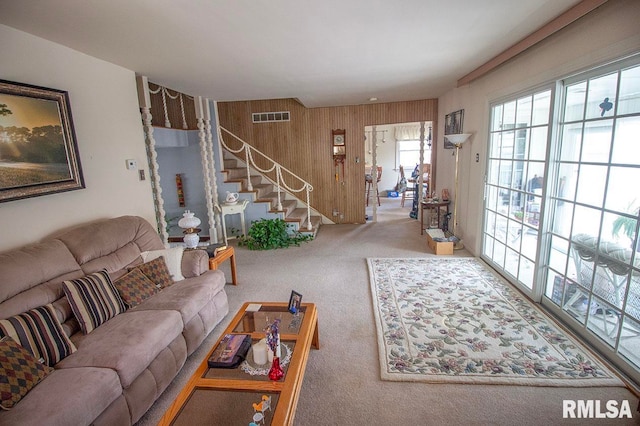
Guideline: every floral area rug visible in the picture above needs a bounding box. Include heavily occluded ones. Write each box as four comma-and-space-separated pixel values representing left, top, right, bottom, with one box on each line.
367, 257, 623, 386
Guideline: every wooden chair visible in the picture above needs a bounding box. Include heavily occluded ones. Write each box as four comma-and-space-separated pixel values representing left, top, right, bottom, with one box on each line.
365, 166, 382, 206
403, 164, 430, 207
399, 165, 415, 208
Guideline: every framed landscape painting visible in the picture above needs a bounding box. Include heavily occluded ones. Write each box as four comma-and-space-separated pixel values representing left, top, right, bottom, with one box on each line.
0, 80, 84, 202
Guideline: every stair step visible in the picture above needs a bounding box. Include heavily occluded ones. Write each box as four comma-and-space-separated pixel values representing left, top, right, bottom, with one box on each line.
285, 207, 307, 221
276, 200, 297, 216
252, 183, 273, 199
225, 175, 262, 192
288, 210, 322, 237
223, 158, 237, 168
303, 215, 323, 234
226, 167, 250, 180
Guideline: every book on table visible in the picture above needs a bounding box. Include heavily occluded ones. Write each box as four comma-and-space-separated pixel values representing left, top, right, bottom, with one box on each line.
208, 334, 251, 368
204, 243, 228, 258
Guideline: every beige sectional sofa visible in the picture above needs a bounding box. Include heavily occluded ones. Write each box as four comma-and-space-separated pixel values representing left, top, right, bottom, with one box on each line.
0, 216, 229, 425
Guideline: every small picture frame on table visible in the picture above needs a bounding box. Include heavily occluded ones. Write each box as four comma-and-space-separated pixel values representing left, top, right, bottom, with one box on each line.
288, 290, 302, 314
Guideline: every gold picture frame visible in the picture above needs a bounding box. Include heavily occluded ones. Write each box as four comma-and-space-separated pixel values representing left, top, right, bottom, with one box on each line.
0, 80, 84, 202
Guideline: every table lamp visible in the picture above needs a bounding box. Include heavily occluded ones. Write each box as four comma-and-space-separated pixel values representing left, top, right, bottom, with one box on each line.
178, 210, 201, 248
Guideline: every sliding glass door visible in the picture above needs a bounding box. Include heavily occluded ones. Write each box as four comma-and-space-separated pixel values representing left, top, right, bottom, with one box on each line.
482, 88, 552, 296
482, 57, 640, 383
541, 60, 640, 382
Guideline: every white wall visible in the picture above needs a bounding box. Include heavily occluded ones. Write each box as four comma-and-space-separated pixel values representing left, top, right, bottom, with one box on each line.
0, 25, 156, 251
436, 0, 640, 256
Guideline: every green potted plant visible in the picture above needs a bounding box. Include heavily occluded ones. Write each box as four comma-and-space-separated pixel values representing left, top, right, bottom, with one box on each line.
238, 218, 312, 250
612, 201, 639, 251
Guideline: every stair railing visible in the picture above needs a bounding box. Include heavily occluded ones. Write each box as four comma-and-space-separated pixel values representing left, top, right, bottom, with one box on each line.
218, 126, 314, 230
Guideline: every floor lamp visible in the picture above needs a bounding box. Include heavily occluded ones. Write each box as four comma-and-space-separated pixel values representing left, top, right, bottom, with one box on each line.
444, 133, 471, 249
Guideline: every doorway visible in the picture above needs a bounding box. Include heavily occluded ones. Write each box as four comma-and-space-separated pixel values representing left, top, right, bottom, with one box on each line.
364, 122, 433, 223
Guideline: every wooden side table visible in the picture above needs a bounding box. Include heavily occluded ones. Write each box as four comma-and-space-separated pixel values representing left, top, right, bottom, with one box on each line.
420, 200, 450, 234
208, 246, 238, 285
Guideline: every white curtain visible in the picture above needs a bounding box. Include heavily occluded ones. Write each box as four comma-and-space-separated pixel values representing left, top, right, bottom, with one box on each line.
394, 125, 421, 141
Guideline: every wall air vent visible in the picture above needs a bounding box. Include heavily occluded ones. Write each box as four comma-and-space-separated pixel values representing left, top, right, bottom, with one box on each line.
252, 111, 290, 123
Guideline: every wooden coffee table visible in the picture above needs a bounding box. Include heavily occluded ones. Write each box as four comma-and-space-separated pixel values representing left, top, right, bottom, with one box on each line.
158, 302, 319, 426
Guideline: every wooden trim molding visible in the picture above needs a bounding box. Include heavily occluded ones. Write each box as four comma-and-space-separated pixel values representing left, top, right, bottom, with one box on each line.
457, 0, 608, 87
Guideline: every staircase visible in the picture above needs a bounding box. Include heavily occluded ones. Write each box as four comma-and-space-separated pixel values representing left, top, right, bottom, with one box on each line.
219, 146, 323, 238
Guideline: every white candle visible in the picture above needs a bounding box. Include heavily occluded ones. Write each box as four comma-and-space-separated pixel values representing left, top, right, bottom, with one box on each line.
252, 340, 268, 365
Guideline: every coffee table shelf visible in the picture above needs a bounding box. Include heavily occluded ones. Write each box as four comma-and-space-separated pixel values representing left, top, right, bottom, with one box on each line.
159, 302, 319, 426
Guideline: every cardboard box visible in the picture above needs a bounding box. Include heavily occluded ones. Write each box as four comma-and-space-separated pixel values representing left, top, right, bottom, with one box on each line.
426, 231, 454, 255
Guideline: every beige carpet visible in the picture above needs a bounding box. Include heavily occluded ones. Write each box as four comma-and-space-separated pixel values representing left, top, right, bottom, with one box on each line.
137, 198, 639, 425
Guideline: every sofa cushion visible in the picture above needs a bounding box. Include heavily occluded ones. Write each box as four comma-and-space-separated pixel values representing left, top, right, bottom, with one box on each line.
141, 247, 185, 281
53, 216, 165, 272
113, 268, 159, 308
0, 336, 53, 410
132, 270, 226, 325
0, 239, 83, 319
0, 304, 76, 366
133, 256, 173, 288
63, 270, 127, 334
0, 366, 121, 426
58, 309, 183, 388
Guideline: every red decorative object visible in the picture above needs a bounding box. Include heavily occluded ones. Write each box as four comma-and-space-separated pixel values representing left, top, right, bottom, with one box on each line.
268, 357, 284, 381
176, 174, 185, 207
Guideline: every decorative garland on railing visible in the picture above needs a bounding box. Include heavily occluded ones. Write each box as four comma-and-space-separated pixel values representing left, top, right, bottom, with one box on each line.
148, 85, 192, 129
219, 126, 314, 230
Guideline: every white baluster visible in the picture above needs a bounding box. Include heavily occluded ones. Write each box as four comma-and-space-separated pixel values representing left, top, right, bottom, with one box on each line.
244, 148, 253, 191
276, 166, 283, 211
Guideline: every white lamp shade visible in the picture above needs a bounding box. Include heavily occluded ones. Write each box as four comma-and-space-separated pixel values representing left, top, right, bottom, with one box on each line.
445, 133, 472, 145
178, 210, 201, 229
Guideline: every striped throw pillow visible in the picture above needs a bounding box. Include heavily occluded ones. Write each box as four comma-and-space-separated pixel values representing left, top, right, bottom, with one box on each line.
0, 336, 53, 410
0, 304, 76, 367
63, 269, 126, 334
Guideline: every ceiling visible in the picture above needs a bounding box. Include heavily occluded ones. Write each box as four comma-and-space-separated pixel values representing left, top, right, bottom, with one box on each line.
0, 0, 583, 108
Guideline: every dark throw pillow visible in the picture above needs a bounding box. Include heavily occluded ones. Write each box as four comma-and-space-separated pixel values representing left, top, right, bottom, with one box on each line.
0, 336, 53, 410
134, 256, 174, 289
114, 268, 160, 308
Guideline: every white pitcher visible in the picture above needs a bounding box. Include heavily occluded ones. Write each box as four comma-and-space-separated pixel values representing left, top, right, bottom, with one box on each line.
225, 191, 239, 204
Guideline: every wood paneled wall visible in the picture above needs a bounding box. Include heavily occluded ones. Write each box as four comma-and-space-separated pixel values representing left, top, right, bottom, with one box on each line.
149, 83, 197, 130
218, 98, 438, 224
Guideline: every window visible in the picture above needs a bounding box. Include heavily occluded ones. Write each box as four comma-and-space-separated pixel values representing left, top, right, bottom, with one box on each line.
397, 140, 429, 170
